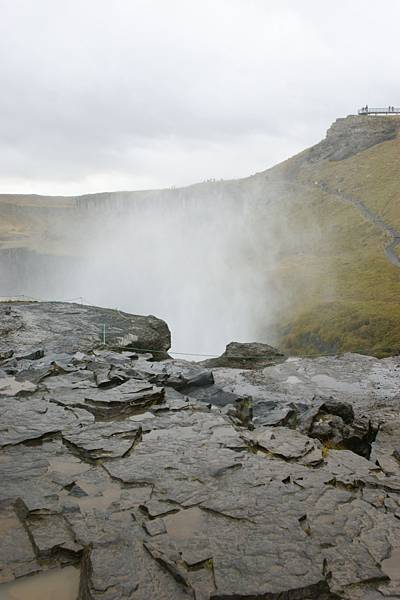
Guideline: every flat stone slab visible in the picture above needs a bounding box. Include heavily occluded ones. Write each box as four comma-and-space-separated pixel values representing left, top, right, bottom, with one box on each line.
246, 425, 323, 465
201, 340, 285, 369
0, 376, 37, 396
0, 397, 93, 447
0, 504, 39, 583
0, 302, 171, 357
44, 378, 165, 418
1, 307, 400, 599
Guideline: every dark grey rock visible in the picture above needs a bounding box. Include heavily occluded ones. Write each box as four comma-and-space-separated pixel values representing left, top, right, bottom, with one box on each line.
245, 426, 323, 465
0, 396, 93, 447
0, 376, 37, 396
295, 397, 374, 457
143, 518, 167, 536
93, 365, 127, 388
62, 418, 144, 459
1, 305, 400, 599
16, 349, 45, 361
133, 357, 214, 390
0, 302, 171, 358
201, 341, 285, 369
0, 350, 13, 361
26, 514, 83, 558
0, 503, 39, 583
318, 398, 355, 423
44, 378, 165, 419
370, 418, 400, 477
77, 515, 193, 600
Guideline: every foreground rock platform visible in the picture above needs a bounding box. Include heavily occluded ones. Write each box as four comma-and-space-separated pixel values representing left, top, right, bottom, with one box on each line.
0, 301, 171, 358
1, 303, 400, 599
200, 341, 285, 369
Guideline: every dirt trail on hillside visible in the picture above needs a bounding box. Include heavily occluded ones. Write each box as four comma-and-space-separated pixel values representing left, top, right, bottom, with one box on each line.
314, 181, 400, 269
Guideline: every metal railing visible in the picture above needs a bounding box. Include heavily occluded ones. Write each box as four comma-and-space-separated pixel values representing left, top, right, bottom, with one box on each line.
358, 106, 400, 115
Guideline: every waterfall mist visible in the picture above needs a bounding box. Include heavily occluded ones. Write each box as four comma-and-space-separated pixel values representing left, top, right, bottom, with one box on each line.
68, 189, 283, 356
0, 177, 326, 357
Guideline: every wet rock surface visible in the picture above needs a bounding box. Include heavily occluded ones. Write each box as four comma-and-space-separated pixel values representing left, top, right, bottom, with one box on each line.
0, 301, 171, 358
1, 306, 400, 599
200, 341, 285, 369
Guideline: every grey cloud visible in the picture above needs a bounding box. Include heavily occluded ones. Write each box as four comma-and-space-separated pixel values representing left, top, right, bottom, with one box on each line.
0, 0, 399, 193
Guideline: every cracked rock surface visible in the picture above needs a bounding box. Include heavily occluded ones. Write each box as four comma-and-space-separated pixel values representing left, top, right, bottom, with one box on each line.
1, 304, 400, 599
0, 301, 171, 358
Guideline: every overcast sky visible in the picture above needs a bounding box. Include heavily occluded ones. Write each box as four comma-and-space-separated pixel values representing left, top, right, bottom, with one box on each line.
1, 0, 399, 195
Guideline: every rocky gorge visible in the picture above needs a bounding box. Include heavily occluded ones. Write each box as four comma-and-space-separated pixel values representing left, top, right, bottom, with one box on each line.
3, 114, 400, 358
0, 301, 400, 599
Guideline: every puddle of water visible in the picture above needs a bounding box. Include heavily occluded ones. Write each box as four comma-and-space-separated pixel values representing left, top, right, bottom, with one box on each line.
129, 412, 155, 421
0, 517, 17, 536
285, 376, 302, 385
164, 507, 205, 540
0, 377, 36, 396
310, 374, 361, 394
382, 547, 400, 582
0, 565, 80, 600
47, 459, 90, 476
71, 479, 121, 512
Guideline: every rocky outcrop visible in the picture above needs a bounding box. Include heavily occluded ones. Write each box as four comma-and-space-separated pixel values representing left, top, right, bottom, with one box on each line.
307, 114, 400, 162
0, 301, 171, 358
201, 341, 285, 369
1, 306, 400, 599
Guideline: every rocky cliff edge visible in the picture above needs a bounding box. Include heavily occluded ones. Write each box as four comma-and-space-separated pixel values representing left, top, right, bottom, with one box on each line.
0, 303, 400, 599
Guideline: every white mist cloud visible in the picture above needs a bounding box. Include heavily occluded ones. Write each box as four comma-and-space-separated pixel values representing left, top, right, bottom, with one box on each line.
66, 191, 283, 355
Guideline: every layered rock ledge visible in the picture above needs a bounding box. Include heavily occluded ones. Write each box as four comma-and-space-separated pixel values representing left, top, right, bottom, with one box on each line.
0, 302, 400, 599
307, 114, 400, 162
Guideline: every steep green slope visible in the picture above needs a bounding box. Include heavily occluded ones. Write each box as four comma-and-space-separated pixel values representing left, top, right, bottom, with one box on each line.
268, 117, 400, 357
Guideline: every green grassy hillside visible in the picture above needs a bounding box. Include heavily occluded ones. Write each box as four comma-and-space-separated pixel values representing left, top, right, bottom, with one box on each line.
268, 118, 400, 356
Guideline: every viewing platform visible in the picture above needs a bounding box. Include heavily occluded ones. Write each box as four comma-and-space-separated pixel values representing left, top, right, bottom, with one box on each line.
358, 106, 400, 115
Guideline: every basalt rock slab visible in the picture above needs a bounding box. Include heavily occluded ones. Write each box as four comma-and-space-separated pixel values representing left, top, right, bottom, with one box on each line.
62, 418, 144, 460
370, 418, 400, 477
213, 353, 400, 452
245, 426, 323, 466
0, 376, 37, 396
26, 513, 83, 558
118, 356, 249, 411
0, 503, 40, 583
0, 302, 171, 358
76, 513, 193, 600
133, 357, 214, 390
201, 341, 285, 369
212, 352, 400, 411
44, 378, 165, 419
2, 308, 400, 599
0, 396, 93, 447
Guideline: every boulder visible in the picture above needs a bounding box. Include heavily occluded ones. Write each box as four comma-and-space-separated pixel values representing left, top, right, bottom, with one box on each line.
0, 302, 171, 359
200, 341, 285, 369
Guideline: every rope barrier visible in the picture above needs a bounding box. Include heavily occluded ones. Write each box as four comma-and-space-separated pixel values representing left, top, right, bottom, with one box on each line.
0, 294, 379, 360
